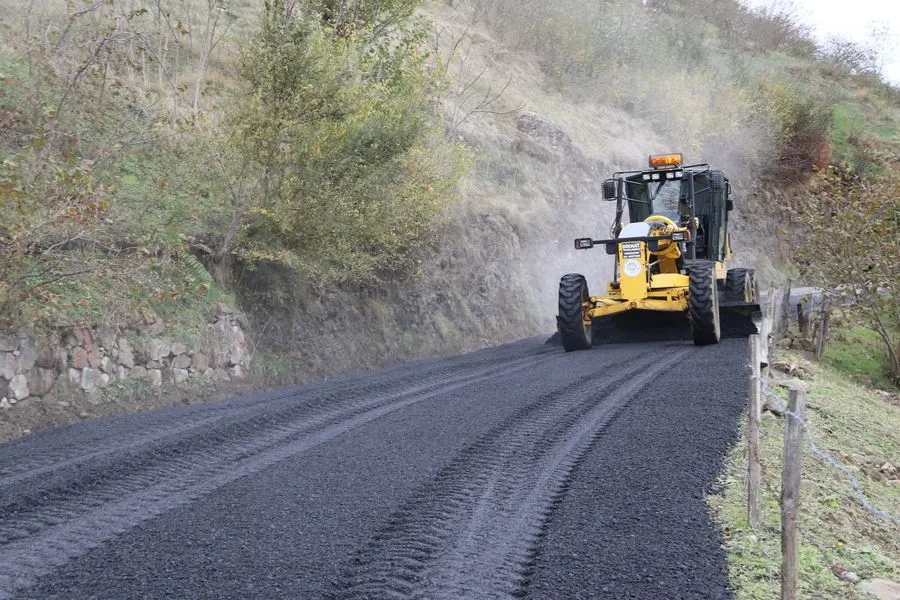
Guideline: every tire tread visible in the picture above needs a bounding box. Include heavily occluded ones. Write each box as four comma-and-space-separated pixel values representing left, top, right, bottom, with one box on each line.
558, 274, 592, 351
689, 262, 720, 345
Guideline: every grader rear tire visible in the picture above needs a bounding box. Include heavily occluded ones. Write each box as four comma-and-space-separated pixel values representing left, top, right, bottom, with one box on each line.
558, 273, 592, 352
689, 262, 721, 346
724, 268, 759, 304
724, 268, 751, 303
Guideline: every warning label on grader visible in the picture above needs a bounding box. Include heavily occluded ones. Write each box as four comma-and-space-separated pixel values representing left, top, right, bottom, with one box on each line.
621, 242, 641, 258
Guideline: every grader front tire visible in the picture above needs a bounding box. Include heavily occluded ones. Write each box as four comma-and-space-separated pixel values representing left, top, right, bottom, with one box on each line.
558, 274, 592, 352
689, 262, 721, 346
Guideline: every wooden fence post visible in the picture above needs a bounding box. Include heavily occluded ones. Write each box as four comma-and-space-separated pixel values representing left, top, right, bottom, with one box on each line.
764, 288, 779, 346
814, 298, 830, 360
781, 388, 806, 600
748, 334, 762, 528
779, 280, 792, 337
797, 302, 808, 337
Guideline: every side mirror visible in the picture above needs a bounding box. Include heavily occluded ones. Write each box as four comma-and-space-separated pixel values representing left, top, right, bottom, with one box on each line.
602, 179, 617, 201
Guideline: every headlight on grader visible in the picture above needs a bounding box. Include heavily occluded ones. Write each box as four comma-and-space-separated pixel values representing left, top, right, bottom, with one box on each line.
574, 238, 594, 250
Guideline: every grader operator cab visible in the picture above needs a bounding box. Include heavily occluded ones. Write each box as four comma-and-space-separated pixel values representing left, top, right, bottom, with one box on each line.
557, 153, 760, 351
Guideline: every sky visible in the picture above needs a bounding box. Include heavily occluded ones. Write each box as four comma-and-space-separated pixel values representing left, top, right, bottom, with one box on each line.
742, 0, 900, 86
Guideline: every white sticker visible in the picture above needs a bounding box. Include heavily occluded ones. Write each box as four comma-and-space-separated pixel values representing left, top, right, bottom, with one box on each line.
623, 259, 642, 278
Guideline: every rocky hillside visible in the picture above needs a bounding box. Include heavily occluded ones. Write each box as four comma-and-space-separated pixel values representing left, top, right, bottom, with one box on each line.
1, 0, 898, 431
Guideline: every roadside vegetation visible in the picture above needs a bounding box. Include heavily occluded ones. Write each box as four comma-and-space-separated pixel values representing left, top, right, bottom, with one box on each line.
0, 0, 465, 332
791, 156, 899, 386
0, 0, 897, 385
710, 350, 900, 598
0, 0, 898, 592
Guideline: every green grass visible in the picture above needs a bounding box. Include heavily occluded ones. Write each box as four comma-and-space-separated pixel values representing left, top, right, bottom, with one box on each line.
710, 354, 900, 599
16, 250, 234, 349
250, 353, 304, 387
825, 326, 898, 392
111, 144, 228, 244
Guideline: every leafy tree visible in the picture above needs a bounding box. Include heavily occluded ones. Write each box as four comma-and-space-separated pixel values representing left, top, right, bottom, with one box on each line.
791, 150, 900, 384
297, 0, 420, 35
225, 0, 466, 282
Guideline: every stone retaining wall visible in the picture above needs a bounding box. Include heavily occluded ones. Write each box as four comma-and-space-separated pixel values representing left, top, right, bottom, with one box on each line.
0, 303, 250, 410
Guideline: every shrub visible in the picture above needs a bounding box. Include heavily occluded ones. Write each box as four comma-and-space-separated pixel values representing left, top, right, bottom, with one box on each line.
791, 150, 900, 385
754, 82, 833, 182
226, 0, 467, 283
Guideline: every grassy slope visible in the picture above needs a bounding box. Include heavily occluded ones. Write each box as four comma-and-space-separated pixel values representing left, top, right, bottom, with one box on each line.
709, 342, 900, 598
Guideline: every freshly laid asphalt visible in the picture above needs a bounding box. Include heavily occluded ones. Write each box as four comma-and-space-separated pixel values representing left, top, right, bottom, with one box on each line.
0, 335, 748, 599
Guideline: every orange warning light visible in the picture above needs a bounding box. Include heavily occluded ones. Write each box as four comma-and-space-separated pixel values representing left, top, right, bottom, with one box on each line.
648, 153, 683, 169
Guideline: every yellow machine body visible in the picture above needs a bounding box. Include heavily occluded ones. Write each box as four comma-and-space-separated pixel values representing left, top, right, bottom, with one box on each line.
585, 218, 725, 319
557, 154, 761, 351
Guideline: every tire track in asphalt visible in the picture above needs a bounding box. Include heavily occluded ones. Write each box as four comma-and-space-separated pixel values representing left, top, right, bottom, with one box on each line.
525, 340, 746, 599
0, 344, 569, 516
0, 350, 559, 600
0, 345, 555, 487
329, 345, 690, 600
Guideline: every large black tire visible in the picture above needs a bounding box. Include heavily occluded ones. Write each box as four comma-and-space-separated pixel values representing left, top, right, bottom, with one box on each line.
724, 268, 750, 304
689, 261, 721, 345
557, 273, 592, 352
724, 268, 760, 304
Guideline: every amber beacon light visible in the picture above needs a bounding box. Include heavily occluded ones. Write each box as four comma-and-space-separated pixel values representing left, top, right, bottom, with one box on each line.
648, 153, 683, 169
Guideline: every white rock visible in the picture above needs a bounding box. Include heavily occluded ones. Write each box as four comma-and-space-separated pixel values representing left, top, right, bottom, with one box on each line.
148, 369, 162, 387
9, 374, 29, 400
117, 338, 135, 368
0, 397, 10, 409
172, 368, 189, 383
1, 353, 15, 380
81, 368, 99, 392
148, 339, 169, 362
0, 335, 17, 352
16, 338, 37, 372
172, 354, 192, 370
842, 571, 861, 584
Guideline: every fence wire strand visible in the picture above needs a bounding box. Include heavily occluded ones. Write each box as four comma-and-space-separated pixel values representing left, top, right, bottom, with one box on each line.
752, 374, 900, 526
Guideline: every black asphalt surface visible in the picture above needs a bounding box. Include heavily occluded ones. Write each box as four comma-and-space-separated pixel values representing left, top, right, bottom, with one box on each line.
0, 336, 748, 599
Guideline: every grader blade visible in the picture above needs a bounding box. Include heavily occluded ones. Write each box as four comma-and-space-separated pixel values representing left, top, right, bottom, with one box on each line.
719, 302, 762, 339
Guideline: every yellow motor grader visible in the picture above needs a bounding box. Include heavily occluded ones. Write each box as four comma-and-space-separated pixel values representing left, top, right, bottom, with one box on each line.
557, 153, 760, 350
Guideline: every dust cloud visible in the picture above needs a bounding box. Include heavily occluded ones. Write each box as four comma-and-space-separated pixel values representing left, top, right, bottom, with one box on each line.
426, 0, 780, 334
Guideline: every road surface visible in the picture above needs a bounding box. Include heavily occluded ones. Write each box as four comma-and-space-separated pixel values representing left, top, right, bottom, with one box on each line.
0, 335, 747, 599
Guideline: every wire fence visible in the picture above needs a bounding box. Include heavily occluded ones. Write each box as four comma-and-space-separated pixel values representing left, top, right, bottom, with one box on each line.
746, 286, 900, 598
759, 380, 900, 526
